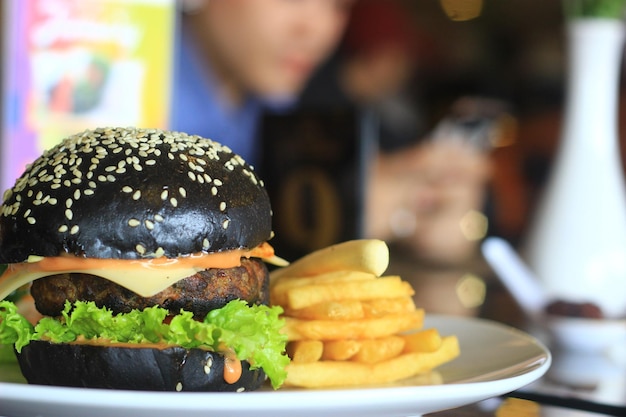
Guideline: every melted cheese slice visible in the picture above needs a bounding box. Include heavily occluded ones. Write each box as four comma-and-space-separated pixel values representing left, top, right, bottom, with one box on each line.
0, 243, 287, 300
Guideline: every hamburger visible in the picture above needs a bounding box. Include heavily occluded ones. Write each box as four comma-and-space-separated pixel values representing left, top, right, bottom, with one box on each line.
0, 127, 289, 391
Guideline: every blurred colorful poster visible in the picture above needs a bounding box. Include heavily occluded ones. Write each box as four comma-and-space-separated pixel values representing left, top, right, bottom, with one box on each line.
1, 0, 176, 192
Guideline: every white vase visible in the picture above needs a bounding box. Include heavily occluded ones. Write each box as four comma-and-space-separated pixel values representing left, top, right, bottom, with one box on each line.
525, 19, 626, 319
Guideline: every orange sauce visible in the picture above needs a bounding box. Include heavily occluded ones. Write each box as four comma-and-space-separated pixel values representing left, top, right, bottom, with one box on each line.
70, 338, 244, 384
0, 242, 278, 299
21, 242, 273, 272
3, 242, 275, 278
223, 349, 243, 384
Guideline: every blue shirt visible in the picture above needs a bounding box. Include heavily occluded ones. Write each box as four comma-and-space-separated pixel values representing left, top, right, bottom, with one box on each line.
170, 28, 262, 166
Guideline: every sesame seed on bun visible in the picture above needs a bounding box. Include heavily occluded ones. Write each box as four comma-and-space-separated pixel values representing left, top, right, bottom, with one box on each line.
0, 126, 272, 262
0, 127, 289, 392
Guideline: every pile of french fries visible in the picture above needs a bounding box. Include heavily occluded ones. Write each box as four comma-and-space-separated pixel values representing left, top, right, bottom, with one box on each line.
270, 239, 460, 388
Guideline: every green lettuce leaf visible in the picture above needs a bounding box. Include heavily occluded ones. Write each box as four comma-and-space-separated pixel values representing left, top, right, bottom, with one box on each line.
205, 300, 291, 389
0, 301, 35, 352
0, 299, 289, 388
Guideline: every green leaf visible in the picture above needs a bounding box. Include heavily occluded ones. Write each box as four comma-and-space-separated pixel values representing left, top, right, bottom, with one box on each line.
205, 300, 289, 389
33, 317, 76, 343
168, 309, 213, 348
564, 0, 626, 19
0, 299, 289, 388
64, 300, 115, 339
115, 306, 168, 343
0, 301, 35, 352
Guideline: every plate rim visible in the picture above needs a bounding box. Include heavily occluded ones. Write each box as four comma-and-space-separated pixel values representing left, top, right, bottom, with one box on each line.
0, 315, 552, 416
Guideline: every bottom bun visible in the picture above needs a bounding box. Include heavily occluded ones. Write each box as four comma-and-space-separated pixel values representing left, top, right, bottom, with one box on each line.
16, 340, 266, 392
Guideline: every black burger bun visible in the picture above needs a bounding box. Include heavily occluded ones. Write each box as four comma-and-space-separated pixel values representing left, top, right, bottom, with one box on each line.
17, 341, 266, 392
0, 127, 272, 262
0, 128, 284, 393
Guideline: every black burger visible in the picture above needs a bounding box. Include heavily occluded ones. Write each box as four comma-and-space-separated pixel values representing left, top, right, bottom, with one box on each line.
0, 127, 289, 391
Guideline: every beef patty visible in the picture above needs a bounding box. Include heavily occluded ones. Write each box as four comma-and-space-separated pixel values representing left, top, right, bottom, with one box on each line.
30, 257, 269, 318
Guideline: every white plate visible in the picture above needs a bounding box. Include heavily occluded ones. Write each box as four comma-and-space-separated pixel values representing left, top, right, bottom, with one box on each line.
0, 316, 551, 417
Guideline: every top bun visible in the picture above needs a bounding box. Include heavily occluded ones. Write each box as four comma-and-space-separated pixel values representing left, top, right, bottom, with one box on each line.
0, 127, 272, 262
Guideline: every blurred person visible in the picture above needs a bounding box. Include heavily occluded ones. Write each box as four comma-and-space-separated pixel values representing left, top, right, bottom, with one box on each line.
300, 0, 492, 265
172, 0, 492, 266
366, 140, 492, 266
171, 0, 354, 164
300, 0, 431, 150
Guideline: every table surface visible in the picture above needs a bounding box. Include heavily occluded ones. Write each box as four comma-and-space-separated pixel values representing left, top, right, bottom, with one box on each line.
389, 251, 626, 417
425, 341, 626, 417
428, 273, 625, 416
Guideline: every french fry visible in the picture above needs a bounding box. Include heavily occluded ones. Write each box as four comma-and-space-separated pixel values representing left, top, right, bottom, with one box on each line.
285, 300, 365, 320
351, 336, 405, 364
284, 276, 414, 310
284, 296, 416, 321
282, 310, 424, 341
402, 328, 443, 353
270, 239, 389, 284
322, 340, 361, 361
361, 296, 416, 318
273, 270, 376, 289
270, 271, 376, 307
286, 340, 324, 363
270, 239, 460, 388
284, 335, 460, 388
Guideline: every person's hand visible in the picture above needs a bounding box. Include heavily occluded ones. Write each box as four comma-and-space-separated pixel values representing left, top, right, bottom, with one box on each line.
365, 141, 491, 265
